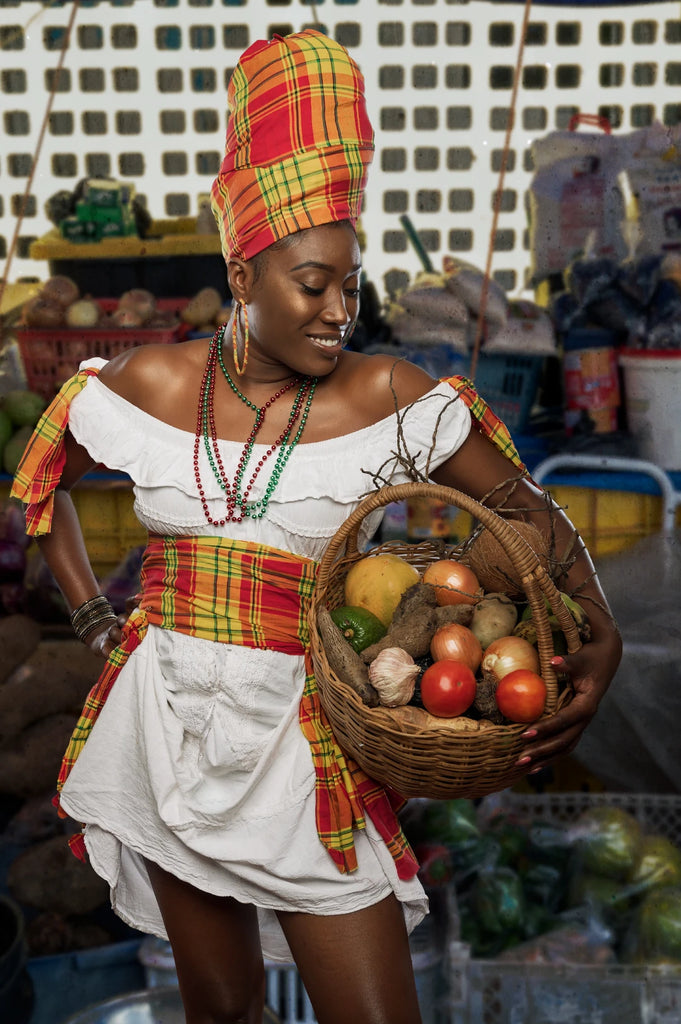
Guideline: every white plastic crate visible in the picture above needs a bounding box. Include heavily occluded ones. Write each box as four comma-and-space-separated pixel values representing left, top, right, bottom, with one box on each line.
501, 790, 681, 847
444, 791, 681, 1024
460, 960, 681, 1024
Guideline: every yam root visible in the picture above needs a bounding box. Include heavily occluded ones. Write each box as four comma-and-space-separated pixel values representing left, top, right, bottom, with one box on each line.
473, 671, 504, 724
361, 583, 475, 664
431, 604, 474, 629
8, 835, 108, 915
317, 606, 380, 707
0, 613, 41, 685
361, 583, 438, 663
26, 912, 112, 957
383, 704, 430, 732
0, 712, 76, 798
0, 640, 101, 746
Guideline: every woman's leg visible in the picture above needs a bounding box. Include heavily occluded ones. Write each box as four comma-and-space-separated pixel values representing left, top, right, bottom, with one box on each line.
276, 893, 423, 1024
144, 858, 265, 1024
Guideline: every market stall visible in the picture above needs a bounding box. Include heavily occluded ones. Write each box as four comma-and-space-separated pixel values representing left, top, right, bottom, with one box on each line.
1, 2, 681, 1023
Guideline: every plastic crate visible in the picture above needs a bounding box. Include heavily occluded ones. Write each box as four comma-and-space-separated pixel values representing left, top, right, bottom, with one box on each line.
503, 791, 681, 847
461, 959, 681, 1024
27, 940, 145, 1024
69, 477, 148, 580
532, 456, 681, 559
445, 792, 681, 1024
15, 298, 188, 400
471, 353, 545, 435
0, 472, 147, 580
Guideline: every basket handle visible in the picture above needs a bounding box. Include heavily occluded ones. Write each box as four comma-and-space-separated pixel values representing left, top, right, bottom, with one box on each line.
315, 483, 581, 708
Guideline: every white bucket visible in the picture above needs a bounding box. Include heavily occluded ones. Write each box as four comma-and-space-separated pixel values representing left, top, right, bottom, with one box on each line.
619, 350, 681, 471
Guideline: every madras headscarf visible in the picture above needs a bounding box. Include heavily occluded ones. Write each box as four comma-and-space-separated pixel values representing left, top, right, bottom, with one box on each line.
210, 28, 374, 262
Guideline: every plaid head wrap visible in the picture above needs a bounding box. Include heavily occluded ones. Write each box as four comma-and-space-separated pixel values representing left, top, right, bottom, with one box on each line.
210, 28, 374, 261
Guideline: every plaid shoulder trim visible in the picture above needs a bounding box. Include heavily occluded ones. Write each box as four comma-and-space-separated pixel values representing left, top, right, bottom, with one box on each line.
443, 374, 527, 473
10, 367, 101, 536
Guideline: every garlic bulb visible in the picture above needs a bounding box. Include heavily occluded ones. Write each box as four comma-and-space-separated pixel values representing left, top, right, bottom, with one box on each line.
368, 647, 419, 707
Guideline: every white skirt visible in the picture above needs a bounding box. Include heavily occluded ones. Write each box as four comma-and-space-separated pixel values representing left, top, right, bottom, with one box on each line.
59, 626, 427, 961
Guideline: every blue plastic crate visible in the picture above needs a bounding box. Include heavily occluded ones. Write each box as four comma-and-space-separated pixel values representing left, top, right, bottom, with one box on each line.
469, 353, 545, 434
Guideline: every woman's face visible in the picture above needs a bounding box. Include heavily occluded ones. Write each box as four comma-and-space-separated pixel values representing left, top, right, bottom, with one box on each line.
231, 221, 362, 379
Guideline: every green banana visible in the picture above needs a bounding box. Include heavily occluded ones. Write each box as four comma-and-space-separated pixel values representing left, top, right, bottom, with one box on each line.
513, 620, 538, 645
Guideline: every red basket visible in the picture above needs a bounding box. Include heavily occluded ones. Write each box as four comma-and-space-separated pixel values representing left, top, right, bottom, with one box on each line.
15, 298, 189, 400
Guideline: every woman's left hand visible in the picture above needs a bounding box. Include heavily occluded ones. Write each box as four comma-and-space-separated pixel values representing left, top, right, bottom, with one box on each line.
86, 613, 128, 660
515, 629, 622, 774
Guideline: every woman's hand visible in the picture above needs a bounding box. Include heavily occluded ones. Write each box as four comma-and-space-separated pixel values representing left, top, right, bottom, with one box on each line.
515, 625, 622, 774
85, 613, 128, 660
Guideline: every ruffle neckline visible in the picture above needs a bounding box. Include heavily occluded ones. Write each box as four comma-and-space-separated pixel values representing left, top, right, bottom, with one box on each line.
67, 362, 469, 504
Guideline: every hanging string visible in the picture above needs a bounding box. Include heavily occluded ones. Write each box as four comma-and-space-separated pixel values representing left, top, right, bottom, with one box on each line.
308, 0, 323, 31
469, 0, 533, 382
0, 0, 63, 53
0, 1, 80, 311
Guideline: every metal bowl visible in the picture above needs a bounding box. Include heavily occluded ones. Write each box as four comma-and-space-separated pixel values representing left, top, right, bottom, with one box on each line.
63, 985, 281, 1023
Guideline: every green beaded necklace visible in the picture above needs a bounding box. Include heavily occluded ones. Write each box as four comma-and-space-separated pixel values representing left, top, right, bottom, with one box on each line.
194, 326, 318, 524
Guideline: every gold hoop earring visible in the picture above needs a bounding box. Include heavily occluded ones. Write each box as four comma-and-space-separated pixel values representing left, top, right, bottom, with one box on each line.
232, 300, 249, 376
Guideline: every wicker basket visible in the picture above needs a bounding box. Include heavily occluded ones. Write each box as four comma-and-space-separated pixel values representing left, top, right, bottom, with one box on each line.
309, 482, 582, 800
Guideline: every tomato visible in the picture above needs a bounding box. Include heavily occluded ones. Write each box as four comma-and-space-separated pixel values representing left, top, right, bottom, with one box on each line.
420, 660, 476, 717
495, 668, 547, 723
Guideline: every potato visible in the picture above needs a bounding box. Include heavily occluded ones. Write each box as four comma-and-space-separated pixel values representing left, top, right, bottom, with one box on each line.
470, 592, 518, 650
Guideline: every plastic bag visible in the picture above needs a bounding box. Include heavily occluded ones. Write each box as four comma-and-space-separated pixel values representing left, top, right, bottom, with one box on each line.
625, 123, 681, 257
567, 805, 643, 882
573, 531, 681, 792
496, 919, 617, 965
528, 130, 629, 282
484, 299, 557, 355
442, 255, 509, 327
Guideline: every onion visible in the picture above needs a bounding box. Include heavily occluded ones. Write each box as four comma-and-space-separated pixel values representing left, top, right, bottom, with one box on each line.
422, 559, 481, 606
481, 634, 540, 682
109, 307, 144, 328
430, 622, 482, 672
181, 287, 224, 327
41, 274, 80, 308
65, 298, 101, 329
118, 288, 156, 324
22, 295, 65, 329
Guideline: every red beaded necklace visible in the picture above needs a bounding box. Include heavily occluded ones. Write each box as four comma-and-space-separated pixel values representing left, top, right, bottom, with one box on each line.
193, 326, 318, 525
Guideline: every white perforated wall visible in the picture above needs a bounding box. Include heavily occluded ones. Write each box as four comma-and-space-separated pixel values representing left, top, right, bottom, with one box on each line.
1, 0, 680, 299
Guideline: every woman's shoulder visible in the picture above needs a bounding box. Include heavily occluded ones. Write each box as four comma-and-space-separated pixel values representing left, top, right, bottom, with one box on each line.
97, 338, 206, 413
333, 351, 441, 421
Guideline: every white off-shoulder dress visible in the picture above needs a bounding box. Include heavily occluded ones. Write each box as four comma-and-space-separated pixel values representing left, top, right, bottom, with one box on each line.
58, 363, 472, 961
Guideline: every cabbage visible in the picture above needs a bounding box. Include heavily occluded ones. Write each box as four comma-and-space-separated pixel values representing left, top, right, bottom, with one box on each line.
2, 389, 46, 428
572, 806, 642, 881
637, 886, 681, 962
0, 409, 12, 457
474, 865, 525, 935
630, 835, 681, 894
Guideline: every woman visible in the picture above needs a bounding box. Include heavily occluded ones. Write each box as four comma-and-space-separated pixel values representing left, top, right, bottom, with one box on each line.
12, 30, 621, 1024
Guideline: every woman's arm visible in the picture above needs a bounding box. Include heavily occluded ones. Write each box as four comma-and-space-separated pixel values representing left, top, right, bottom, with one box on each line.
35, 430, 125, 658
431, 426, 623, 773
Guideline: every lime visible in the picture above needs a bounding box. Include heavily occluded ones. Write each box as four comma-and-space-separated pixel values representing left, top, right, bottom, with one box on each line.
329, 605, 387, 653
